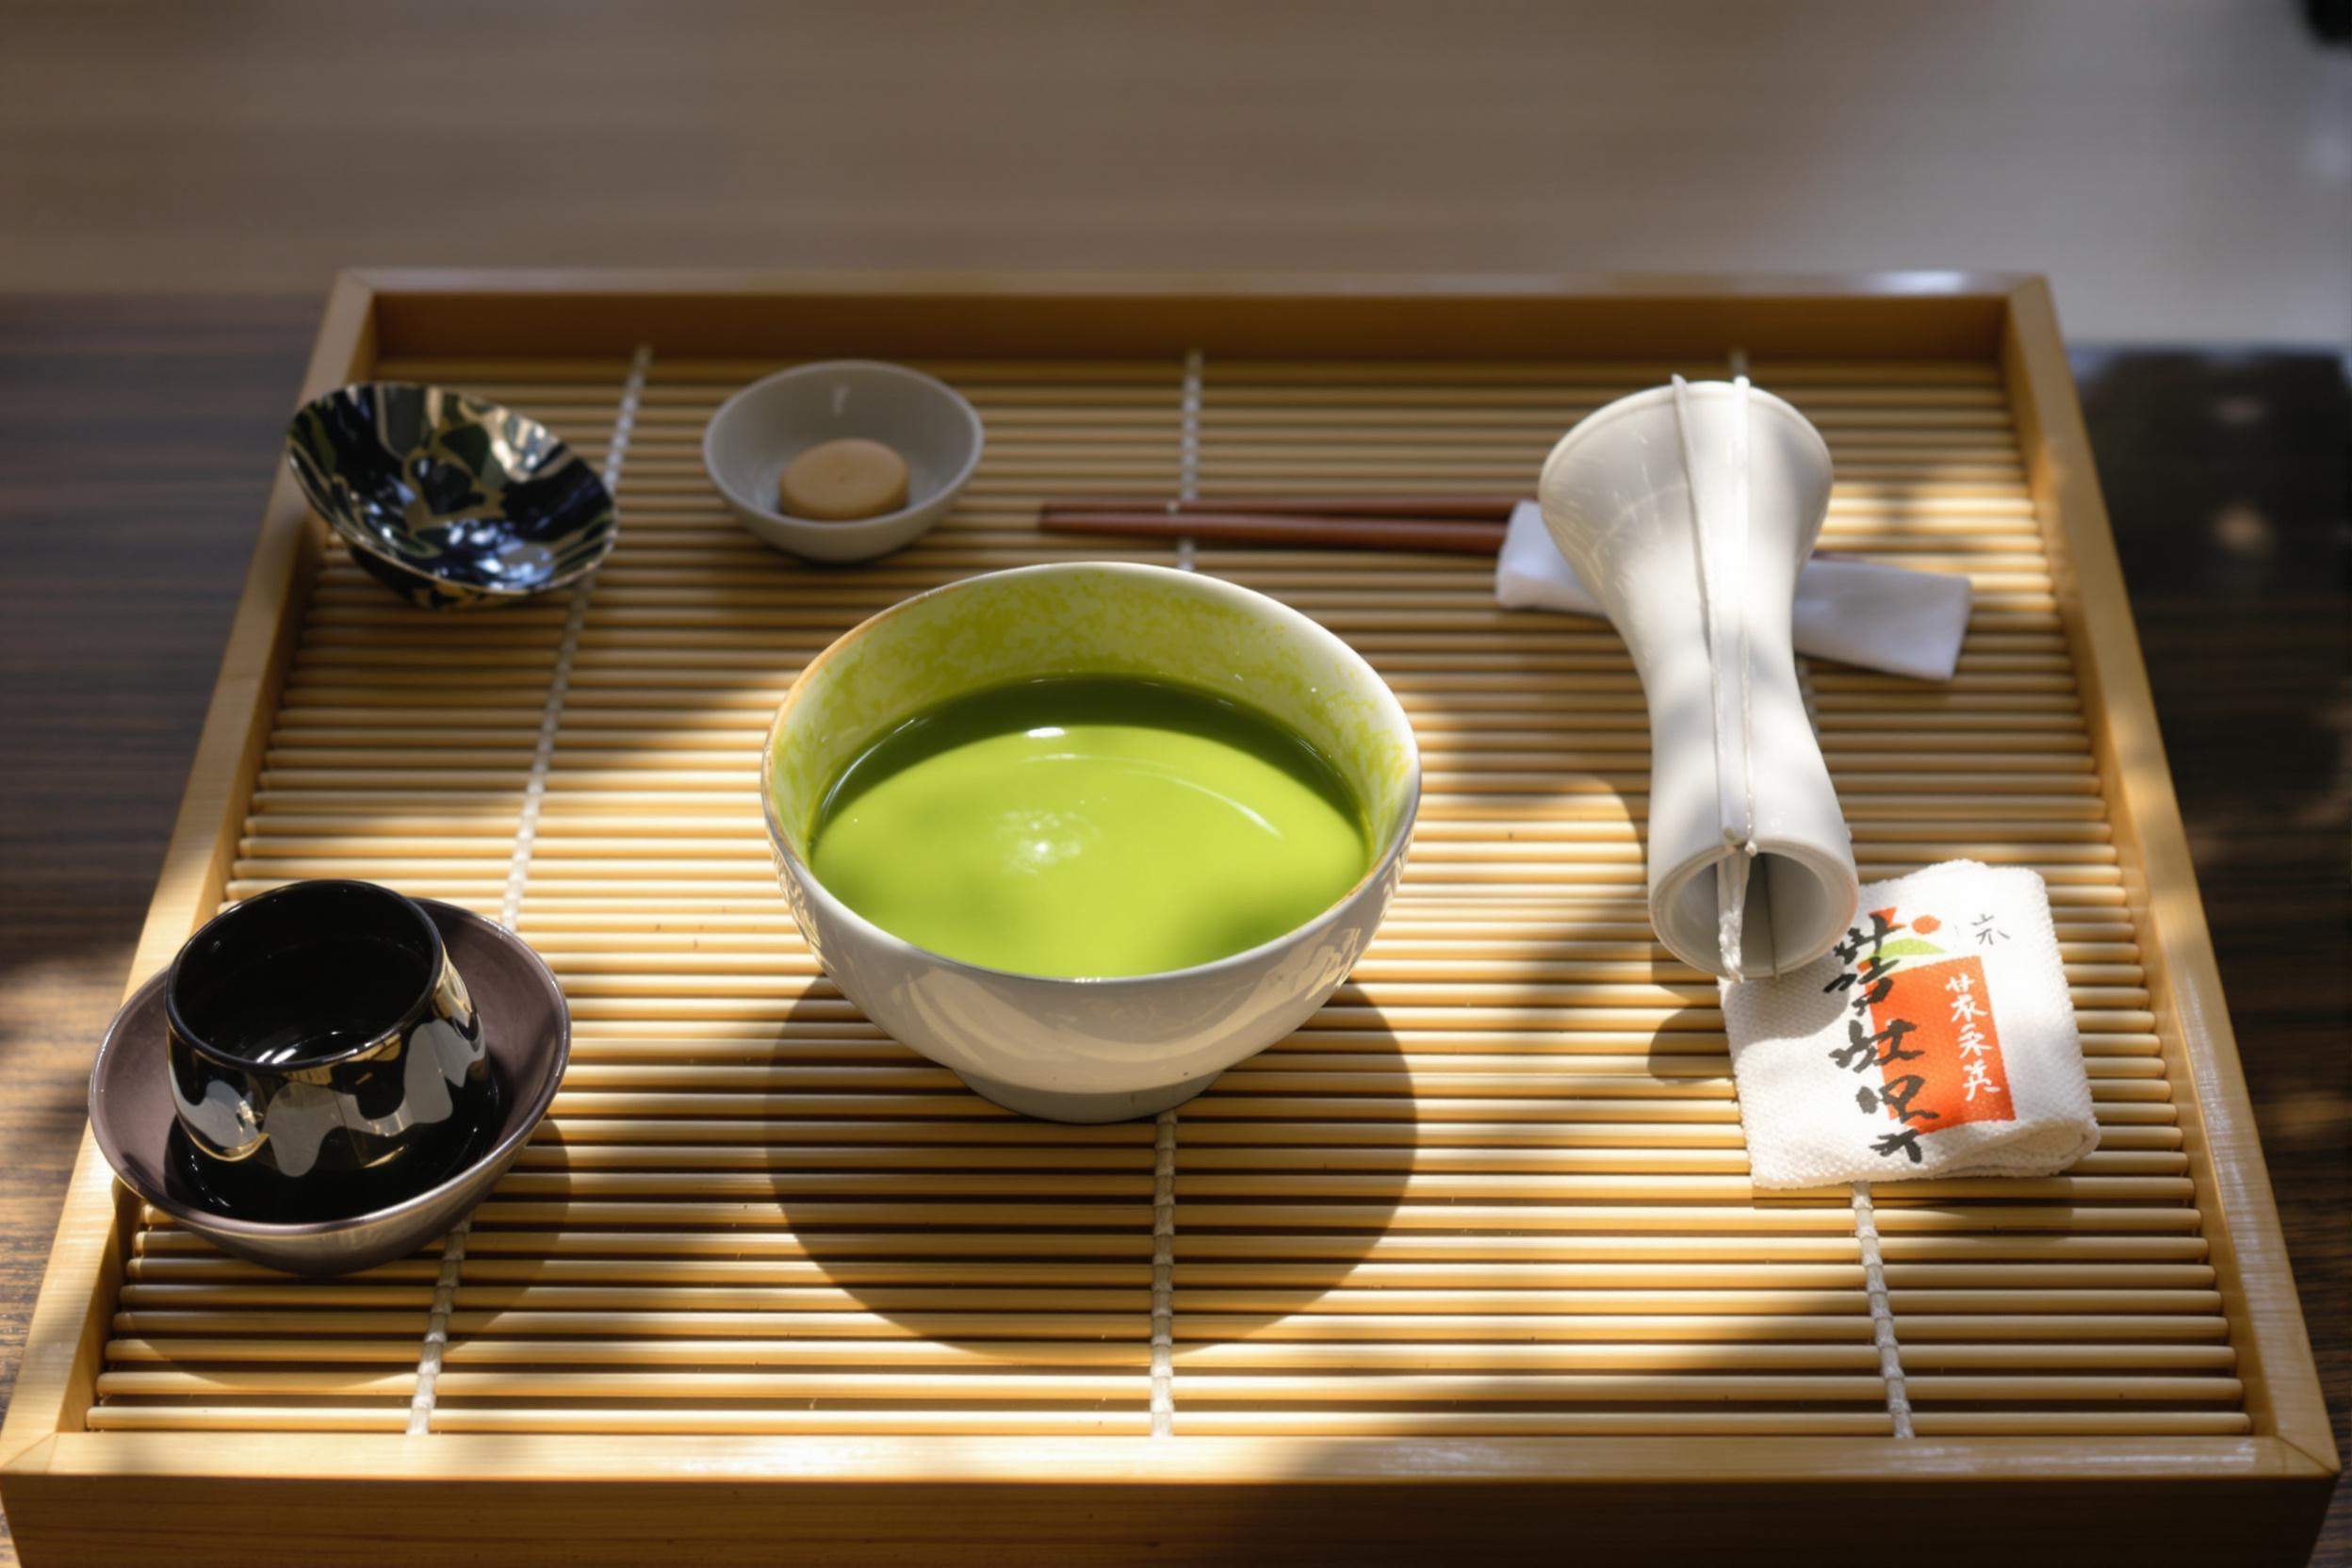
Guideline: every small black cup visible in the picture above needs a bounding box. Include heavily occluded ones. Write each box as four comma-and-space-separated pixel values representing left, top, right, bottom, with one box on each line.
165, 880, 495, 1183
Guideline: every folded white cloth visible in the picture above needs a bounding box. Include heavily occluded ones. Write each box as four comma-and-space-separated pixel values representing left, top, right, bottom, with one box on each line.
1722, 860, 2098, 1189
1495, 499, 1973, 681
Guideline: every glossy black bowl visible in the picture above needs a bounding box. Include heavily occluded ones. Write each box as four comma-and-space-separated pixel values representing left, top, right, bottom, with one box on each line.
286, 382, 616, 609
164, 879, 495, 1182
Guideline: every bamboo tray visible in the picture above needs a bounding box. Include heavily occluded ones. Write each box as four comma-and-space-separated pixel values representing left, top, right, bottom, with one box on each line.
2, 272, 2334, 1565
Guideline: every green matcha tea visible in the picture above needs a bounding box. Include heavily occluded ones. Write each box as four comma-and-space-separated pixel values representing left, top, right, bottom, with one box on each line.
808, 676, 1370, 977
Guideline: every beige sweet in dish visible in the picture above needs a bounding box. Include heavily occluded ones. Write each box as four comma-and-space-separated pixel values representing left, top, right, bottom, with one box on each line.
778, 436, 909, 520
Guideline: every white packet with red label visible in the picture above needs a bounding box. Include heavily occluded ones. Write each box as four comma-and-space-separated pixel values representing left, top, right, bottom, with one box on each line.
1722, 859, 2099, 1190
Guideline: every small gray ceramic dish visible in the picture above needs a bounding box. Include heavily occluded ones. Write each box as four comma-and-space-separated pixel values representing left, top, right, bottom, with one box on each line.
286, 382, 617, 609
704, 360, 984, 563
90, 900, 569, 1276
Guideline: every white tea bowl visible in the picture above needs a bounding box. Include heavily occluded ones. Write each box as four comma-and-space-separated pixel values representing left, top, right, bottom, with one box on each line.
760, 562, 1420, 1122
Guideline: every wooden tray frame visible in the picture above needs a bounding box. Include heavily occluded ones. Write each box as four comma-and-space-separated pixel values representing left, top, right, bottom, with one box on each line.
0, 270, 2333, 1565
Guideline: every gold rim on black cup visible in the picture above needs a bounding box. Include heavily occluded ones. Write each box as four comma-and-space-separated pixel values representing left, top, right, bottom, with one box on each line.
164, 879, 496, 1182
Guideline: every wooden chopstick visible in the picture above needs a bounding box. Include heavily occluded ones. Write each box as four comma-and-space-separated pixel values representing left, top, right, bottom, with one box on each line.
1043, 495, 1523, 522
1039, 511, 1508, 555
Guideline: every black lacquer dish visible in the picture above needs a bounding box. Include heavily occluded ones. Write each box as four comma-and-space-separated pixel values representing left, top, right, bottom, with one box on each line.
286, 381, 616, 608
90, 901, 570, 1275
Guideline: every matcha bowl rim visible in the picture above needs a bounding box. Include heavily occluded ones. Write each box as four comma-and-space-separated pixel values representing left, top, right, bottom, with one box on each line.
759, 561, 1422, 1121
760, 561, 1421, 988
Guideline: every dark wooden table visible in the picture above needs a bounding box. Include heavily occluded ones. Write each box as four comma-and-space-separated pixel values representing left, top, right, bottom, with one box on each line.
0, 300, 2342, 1562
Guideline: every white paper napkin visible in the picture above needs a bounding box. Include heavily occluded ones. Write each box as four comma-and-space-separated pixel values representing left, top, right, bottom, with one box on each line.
1495, 500, 1973, 682
1722, 860, 2099, 1189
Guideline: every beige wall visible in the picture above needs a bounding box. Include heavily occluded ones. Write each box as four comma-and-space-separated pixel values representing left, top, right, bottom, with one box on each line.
1, 0, 2344, 342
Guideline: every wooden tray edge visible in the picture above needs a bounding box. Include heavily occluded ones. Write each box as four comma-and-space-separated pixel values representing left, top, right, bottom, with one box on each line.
2, 1434, 2334, 1566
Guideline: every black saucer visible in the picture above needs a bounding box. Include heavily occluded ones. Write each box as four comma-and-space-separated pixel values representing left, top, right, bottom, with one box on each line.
89, 899, 568, 1276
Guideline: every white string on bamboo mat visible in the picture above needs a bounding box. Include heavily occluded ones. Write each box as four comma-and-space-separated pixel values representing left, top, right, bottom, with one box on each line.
404, 1227, 468, 1437
497, 342, 654, 932
1763, 416, 1919, 1440
1150, 1112, 1178, 1437
408, 342, 653, 1438
1145, 347, 1207, 1437
1850, 1183, 1917, 1438
1812, 642, 1915, 1438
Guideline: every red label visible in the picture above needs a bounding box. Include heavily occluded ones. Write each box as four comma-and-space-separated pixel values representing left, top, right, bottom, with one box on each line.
1868, 955, 2015, 1132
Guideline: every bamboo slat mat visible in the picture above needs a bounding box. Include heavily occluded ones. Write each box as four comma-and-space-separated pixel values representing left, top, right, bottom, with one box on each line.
88, 349, 2240, 1445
